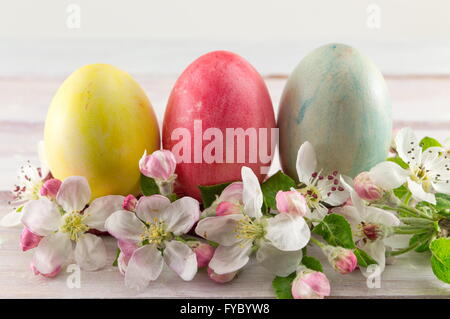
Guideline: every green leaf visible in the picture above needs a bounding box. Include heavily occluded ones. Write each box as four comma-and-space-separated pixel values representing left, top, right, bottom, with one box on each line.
140, 174, 160, 196
301, 255, 323, 272
387, 156, 408, 169
429, 238, 450, 284
409, 232, 433, 253
199, 182, 232, 208
261, 170, 296, 210
272, 273, 296, 299
313, 213, 355, 249
393, 185, 409, 201
112, 248, 121, 267
434, 193, 450, 218
354, 248, 378, 267
419, 136, 442, 151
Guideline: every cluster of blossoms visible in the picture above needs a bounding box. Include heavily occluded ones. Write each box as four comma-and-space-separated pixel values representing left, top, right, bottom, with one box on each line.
2, 127, 449, 298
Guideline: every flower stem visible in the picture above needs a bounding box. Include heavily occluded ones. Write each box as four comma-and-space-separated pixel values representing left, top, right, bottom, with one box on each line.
309, 237, 326, 248
393, 226, 431, 235
387, 242, 420, 257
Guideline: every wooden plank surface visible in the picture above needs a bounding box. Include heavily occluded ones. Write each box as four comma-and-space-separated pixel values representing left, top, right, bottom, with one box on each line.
0, 75, 449, 298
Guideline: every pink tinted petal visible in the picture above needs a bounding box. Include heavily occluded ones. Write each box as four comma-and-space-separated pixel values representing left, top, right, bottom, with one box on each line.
292, 270, 331, 299
40, 178, 62, 199
56, 176, 91, 212
207, 267, 237, 284
140, 150, 176, 180
353, 172, 383, 201
219, 182, 243, 203
275, 190, 308, 216
118, 239, 139, 259
136, 194, 171, 222
123, 195, 137, 211
20, 227, 43, 251
216, 201, 242, 216
192, 242, 215, 268
31, 262, 61, 278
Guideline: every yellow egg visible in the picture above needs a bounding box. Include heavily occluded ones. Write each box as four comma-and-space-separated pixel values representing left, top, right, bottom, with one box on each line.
44, 64, 160, 199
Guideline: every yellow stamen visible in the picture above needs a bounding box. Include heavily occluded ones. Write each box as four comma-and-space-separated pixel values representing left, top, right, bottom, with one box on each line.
60, 213, 89, 241
141, 217, 169, 246
235, 215, 264, 242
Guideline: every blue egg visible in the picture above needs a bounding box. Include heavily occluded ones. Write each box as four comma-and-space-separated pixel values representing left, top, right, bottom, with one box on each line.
278, 43, 392, 180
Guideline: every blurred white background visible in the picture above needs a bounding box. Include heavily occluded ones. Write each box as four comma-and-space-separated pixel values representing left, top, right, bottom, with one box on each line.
1, 0, 450, 76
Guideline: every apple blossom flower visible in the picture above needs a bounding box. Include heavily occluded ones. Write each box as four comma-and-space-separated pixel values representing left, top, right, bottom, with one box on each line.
353, 172, 383, 201
370, 127, 450, 204
202, 182, 244, 217
207, 267, 238, 284
39, 178, 62, 200
195, 167, 310, 277
105, 194, 201, 289
139, 150, 177, 196
122, 194, 137, 211
322, 245, 357, 274
295, 142, 349, 220
21, 176, 124, 276
333, 178, 400, 276
275, 190, 309, 216
189, 241, 215, 268
1, 142, 49, 228
291, 266, 331, 299
116, 240, 139, 275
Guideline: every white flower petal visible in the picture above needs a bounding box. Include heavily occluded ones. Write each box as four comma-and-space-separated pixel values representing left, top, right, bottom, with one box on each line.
21, 198, 61, 236
1, 210, 23, 228
159, 197, 200, 235
365, 206, 400, 227
360, 241, 386, 277
56, 176, 91, 212
105, 210, 145, 243
241, 167, 263, 219
339, 176, 365, 214
395, 127, 421, 166
369, 161, 408, 190
32, 233, 72, 275
256, 242, 302, 277
296, 141, 317, 184
136, 195, 171, 223
209, 242, 252, 275
195, 214, 242, 246
432, 180, 450, 194
74, 233, 107, 271
163, 240, 197, 281
407, 178, 436, 204
421, 147, 444, 168
265, 213, 310, 251
83, 195, 125, 231
125, 245, 163, 290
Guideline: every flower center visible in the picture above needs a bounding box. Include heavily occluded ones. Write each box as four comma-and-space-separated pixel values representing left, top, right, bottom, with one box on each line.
298, 186, 322, 207
235, 215, 265, 241
410, 165, 432, 191
142, 218, 170, 246
60, 213, 89, 241
30, 180, 44, 200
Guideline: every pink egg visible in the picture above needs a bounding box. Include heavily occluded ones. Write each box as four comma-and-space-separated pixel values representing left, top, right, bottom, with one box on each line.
163, 51, 276, 200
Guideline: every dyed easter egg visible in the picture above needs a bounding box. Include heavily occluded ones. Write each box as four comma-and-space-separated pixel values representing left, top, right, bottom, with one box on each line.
163, 51, 276, 200
278, 43, 392, 180
44, 64, 160, 199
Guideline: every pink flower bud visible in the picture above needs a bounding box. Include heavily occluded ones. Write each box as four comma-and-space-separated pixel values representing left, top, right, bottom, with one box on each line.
139, 150, 177, 180
291, 269, 331, 299
275, 190, 308, 216
39, 178, 62, 199
216, 201, 242, 216
31, 262, 61, 278
123, 194, 137, 211
207, 267, 237, 284
20, 227, 42, 251
353, 172, 383, 201
323, 246, 357, 275
192, 242, 215, 268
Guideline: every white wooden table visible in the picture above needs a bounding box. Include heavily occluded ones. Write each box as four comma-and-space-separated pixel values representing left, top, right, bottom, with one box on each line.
0, 75, 449, 298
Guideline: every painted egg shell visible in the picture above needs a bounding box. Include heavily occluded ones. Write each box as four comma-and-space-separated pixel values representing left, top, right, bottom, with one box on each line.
44, 64, 160, 200
278, 43, 392, 180
163, 51, 276, 200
